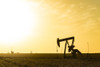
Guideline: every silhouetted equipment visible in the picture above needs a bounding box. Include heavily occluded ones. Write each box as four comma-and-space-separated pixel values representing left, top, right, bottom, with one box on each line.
57, 36, 74, 58
57, 37, 74, 47
11, 51, 14, 54
57, 36, 82, 58
68, 45, 82, 58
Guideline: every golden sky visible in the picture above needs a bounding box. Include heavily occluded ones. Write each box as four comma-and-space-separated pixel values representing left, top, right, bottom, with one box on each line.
0, 0, 100, 53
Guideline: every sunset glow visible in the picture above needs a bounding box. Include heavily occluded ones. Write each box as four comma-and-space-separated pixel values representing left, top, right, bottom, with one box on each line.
0, 0, 36, 44
0, 0, 99, 53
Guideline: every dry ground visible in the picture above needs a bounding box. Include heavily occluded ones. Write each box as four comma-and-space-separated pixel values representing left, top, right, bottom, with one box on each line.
0, 53, 99, 67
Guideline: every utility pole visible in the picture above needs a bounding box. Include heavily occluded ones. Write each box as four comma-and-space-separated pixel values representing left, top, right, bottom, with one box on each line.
87, 42, 89, 57
56, 45, 58, 58
56, 45, 58, 53
87, 42, 89, 53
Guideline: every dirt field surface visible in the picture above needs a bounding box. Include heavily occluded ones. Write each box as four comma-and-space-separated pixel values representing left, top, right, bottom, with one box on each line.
0, 53, 99, 67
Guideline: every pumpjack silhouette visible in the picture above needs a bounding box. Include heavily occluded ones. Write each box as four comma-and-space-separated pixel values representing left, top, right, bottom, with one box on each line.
57, 36, 82, 58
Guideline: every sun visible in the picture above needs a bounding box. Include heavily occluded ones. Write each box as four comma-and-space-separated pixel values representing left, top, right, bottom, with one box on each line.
0, 0, 36, 43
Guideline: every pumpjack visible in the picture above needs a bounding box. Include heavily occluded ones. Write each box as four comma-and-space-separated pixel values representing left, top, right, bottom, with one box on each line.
57, 36, 82, 58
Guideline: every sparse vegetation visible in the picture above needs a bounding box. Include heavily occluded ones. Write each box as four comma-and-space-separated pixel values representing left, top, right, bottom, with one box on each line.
0, 53, 99, 67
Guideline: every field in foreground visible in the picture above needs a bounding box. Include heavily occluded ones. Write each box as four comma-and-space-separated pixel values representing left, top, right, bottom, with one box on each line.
0, 53, 99, 67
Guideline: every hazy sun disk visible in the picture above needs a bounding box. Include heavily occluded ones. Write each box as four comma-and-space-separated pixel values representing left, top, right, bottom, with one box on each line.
0, 0, 36, 43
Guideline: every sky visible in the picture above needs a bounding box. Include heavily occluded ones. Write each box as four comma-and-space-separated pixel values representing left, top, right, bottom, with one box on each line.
0, 0, 100, 53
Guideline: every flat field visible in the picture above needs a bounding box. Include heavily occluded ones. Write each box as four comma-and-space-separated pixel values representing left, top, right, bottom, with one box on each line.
0, 53, 99, 67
